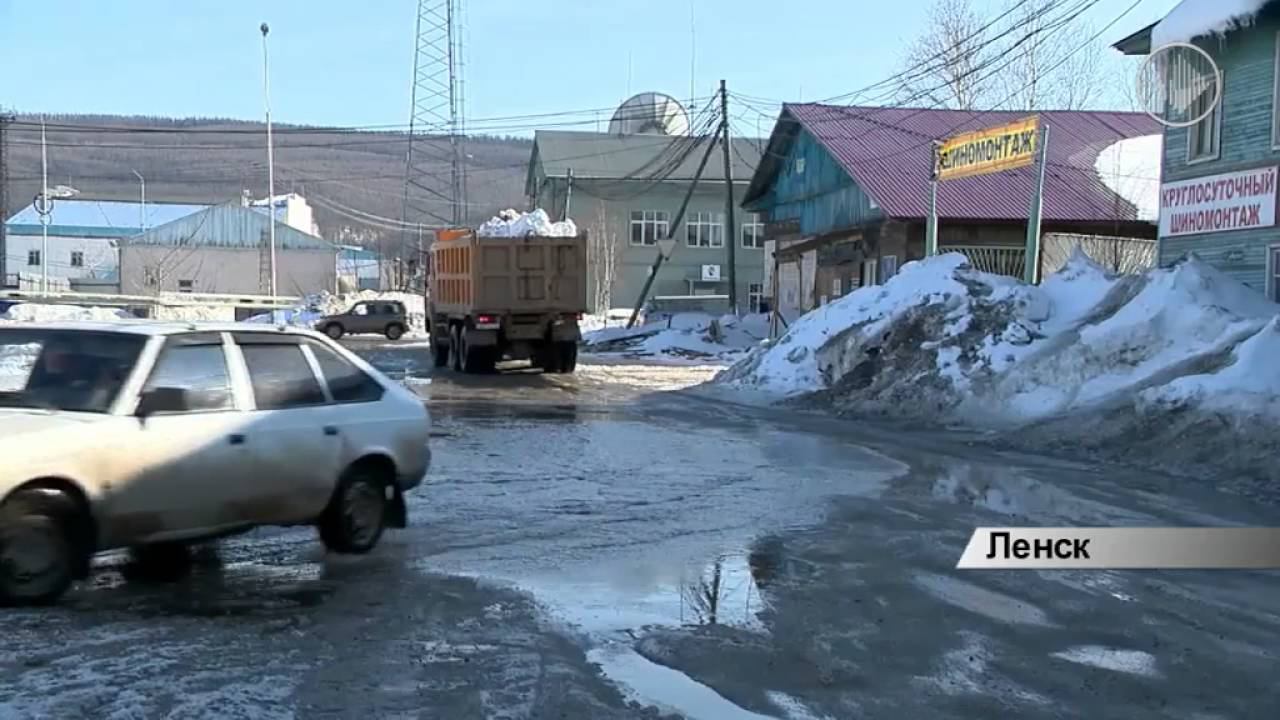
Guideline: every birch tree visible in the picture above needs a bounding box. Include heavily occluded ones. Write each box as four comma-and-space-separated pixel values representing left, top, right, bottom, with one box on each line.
896, 0, 994, 110
588, 203, 619, 314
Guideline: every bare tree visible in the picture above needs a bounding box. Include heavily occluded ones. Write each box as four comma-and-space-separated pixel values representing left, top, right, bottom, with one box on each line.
997, 0, 1104, 111
588, 203, 619, 314
897, 0, 995, 110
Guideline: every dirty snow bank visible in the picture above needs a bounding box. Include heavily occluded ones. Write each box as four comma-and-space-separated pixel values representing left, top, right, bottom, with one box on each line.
583, 313, 769, 364
478, 209, 577, 238
717, 251, 1280, 486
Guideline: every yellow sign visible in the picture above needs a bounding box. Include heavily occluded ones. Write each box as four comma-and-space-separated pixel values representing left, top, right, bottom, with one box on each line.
937, 116, 1040, 181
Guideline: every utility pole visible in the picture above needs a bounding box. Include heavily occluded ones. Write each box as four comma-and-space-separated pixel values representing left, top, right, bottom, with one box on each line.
626, 131, 721, 328
40, 117, 49, 296
261, 22, 278, 297
719, 79, 738, 314
0, 113, 10, 289
132, 170, 146, 232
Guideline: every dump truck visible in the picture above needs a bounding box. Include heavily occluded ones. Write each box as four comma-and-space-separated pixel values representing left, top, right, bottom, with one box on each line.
427, 227, 587, 374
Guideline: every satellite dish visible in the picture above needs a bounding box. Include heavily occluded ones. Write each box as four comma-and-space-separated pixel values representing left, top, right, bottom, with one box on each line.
609, 92, 690, 136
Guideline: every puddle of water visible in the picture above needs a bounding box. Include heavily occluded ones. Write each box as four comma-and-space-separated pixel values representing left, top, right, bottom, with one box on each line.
517, 553, 765, 635
1050, 646, 1161, 678
589, 646, 778, 720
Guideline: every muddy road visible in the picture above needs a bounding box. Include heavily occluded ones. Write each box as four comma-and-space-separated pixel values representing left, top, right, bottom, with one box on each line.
1, 342, 1276, 719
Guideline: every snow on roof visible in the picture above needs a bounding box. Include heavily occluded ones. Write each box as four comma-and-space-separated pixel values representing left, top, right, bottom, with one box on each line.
1150, 0, 1270, 47
1094, 134, 1163, 223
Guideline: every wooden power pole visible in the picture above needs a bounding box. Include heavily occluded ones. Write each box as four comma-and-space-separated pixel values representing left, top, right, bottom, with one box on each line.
719, 80, 738, 314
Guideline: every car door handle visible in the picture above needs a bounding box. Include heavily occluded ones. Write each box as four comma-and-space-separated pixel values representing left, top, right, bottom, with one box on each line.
228, 434, 247, 445
323, 426, 339, 436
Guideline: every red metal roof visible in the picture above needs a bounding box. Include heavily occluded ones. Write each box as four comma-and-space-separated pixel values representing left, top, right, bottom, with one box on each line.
778, 103, 1161, 223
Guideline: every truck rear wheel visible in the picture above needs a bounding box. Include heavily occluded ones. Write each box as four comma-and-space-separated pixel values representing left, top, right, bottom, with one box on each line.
460, 333, 495, 374
447, 326, 463, 372
432, 341, 449, 368
559, 342, 578, 373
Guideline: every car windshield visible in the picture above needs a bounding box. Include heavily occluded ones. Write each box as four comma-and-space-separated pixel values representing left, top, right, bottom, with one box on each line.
0, 329, 147, 414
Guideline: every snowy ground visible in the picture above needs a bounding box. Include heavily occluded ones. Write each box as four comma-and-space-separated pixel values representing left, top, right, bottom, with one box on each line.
583, 313, 770, 365
716, 251, 1280, 487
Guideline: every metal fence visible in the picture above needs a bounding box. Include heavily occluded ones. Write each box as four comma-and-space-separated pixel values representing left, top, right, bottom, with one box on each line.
948, 245, 1027, 278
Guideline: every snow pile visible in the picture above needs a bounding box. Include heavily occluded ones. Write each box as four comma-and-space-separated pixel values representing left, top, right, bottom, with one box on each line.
717, 250, 1280, 483
583, 312, 769, 363
477, 209, 578, 238
1150, 0, 1268, 47
0, 303, 131, 323
718, 250, 1280, 424
152, 305, 236, 322
1095, 135, 1162, 222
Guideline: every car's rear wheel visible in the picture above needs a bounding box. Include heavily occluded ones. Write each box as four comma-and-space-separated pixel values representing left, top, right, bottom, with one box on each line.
0, 490, 79, 606
385, 323, 405, 341
318, 466, 388, 554
325, 323, 345, 340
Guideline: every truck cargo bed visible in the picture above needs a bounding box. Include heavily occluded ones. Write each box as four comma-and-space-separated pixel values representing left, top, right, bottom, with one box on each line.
430, 232, 587, 316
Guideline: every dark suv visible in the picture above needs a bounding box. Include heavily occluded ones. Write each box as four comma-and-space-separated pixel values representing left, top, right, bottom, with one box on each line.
316, 301, 408, 341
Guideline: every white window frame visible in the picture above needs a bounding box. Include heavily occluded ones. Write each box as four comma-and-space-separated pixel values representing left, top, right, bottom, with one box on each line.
741, 214, 765, 249
880, 254, 900, 281
1188, 69, 1223, 164
178, 279, 194, 293
747, 282, 764, 312
26, 250, 39, 267
1268, 244, 1280, 302
629, 210, 669, 246
685, 211, 724, 249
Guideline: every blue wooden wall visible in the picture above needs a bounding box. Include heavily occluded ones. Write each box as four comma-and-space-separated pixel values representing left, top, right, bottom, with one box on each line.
748, 127, 881, 236
1160, 15, 1280, 293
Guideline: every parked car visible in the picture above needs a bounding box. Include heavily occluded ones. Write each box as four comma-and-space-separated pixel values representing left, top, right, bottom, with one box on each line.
316, 301, 409, 341
0, 321, 432, 606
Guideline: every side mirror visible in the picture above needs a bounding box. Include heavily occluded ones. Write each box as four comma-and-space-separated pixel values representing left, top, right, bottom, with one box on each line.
136, 386, 189, 418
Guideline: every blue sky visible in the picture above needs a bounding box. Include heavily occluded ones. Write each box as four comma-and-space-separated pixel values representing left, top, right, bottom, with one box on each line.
0, 0, 1176, 132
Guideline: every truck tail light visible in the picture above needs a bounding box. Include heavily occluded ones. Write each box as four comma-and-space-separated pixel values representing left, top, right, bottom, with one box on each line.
564, 313, 582, 321
477, 314, 497, 324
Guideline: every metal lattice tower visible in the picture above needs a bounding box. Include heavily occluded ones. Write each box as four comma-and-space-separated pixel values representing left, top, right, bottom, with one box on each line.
401, 0, 465, 237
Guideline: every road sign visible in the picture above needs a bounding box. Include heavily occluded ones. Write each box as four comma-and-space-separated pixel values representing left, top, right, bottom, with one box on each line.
937, 116, 1040, 181
657, 237, 676, 258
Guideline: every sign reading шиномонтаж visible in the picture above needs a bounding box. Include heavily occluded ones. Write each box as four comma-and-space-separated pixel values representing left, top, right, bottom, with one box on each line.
937, 116, 1039, 181
1159, 166, 1279, 238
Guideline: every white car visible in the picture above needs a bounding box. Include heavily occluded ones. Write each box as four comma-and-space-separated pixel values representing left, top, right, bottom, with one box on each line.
0, 321, 431, 606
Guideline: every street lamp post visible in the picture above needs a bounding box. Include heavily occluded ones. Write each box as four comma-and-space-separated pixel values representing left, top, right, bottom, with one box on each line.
39, 117, 49, 295
132, 170, 146, 232
261, 22, 278, 297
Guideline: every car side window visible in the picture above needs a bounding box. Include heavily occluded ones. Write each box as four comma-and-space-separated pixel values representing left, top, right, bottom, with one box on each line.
238, 343, 327, 410
143, 340, 235, 413
306, 341, 385, 404
352, 304, 370, 316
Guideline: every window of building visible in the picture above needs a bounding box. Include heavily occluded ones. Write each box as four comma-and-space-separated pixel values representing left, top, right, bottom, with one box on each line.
27, 250, 39, 266
860, 259, 879, 287
177, 279, 194, 293
142, 341, 235, 413
237, 343, 327, 410
741, 215, 765, 249
1270, 246, 1280, 302
70, 251, 84, 268
686, 212, 724, 248
1188, 76, 1221, 162
880, 255, 899, 281
306, 341, 385, 404
748, 282, 765, 313
629, 210, 669, 246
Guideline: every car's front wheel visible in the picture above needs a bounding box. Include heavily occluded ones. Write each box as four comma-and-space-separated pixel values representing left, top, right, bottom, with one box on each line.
0, 491, 78, 606
318, 466, 388, 554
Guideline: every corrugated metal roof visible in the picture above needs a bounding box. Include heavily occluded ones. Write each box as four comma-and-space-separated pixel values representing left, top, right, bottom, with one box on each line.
749, 104, 1161, 223
127, 204, 332, 251
5, 199, 208, 236
530, 130, 761, 183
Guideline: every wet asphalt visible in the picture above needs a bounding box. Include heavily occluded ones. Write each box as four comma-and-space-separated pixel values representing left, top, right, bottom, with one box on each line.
1, 339, 1277, 719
